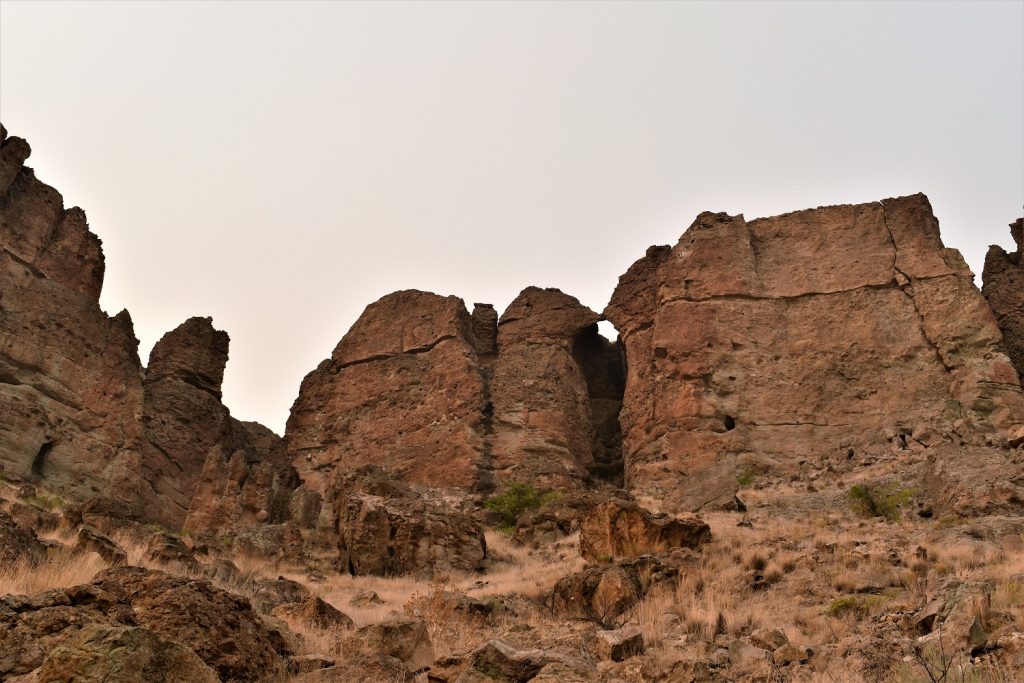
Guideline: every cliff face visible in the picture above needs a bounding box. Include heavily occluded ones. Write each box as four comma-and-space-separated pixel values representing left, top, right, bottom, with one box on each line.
286, 290, 492, 495
285, 286, 626, 499
4, 122, 1023, 534
983, 218, 1024, 381
605, 195, 1024, 512
0, 125, 146, 506
0, 125, 288, 530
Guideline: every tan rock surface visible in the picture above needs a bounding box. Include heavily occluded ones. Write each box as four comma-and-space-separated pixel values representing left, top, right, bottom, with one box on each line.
605, 195, 1024, 512
578, 498, 710, 562
332, 465, 486, 576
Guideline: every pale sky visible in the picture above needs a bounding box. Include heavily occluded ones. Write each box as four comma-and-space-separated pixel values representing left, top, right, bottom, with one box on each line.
1, 1, 1022, 434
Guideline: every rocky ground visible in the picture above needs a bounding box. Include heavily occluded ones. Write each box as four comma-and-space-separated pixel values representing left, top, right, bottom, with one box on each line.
3, 455, 1024, 682
3, 124, 1024, 681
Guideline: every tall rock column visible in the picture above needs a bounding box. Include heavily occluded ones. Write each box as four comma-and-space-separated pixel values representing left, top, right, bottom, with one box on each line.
0, 123, 146, 506
606, 194, 1024, 513
983, 218, 1024, 381
490, 287, 622, 489
285, 290, 491, 495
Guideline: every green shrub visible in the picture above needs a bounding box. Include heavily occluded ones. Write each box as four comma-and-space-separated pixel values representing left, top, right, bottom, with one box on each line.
848, 482, 915, 521
736, 467, 756, 487
25, 494, 63, 511
484, 481, 561, 532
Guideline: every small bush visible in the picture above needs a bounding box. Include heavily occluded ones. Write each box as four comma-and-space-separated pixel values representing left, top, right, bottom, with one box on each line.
25, 494, 63, 511
736, 467, 756, 487
848, 482, 915, 521
484, 481, 561, 532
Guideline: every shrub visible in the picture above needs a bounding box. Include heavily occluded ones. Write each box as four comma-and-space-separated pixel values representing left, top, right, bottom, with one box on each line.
848, 482, 915, 521
25, 494, 63, 511
484, 481, 561, 532
736, 467, 756, 487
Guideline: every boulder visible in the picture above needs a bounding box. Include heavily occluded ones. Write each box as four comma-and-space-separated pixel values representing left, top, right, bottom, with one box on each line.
251, 576, 310, 615
605, 195, 1024, 512
143, 532, 198, 569
591, 626, 645, 661
272, 596, 354, 630
332, 465, 486, 576
550, 554, 688, 622
91, 566, 290, 681
344, 618, 434, 676
76, 527, 127, 565
30, 624, 219, 683
458, 639, 583, 682
0, 509, 46, 565
578, 498, 710, 562
983, 218, 1024, 379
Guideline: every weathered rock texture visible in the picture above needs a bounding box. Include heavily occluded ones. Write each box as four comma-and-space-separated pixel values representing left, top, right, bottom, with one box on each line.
287, 290, 492, 494
0, 123, 288, 531
491, 287, 624, 489
578, 498, 710, 562
332, 465, 486, 576
287, 287, 625, 499
0, 124, 146, 510
983, 218, 1024, 381
606, 195, 1024, 512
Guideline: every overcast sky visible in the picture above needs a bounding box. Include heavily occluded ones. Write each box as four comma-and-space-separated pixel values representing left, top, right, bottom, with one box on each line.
1, 1, 1022, 434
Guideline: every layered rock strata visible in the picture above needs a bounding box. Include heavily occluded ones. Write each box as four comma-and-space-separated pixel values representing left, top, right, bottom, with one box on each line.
606, 195, 1024, 512
0, 124, 287, 531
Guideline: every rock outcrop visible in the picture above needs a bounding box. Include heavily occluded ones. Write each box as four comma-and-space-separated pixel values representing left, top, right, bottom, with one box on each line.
605, 195, 1024, 512
578, 498, 710, 562
983, 218, 1024, 380
0, 124, 146, 511
0, 124, 290, 532
490, 287, 623, 489
287, 290, 492, 494
331, 465, 486, 576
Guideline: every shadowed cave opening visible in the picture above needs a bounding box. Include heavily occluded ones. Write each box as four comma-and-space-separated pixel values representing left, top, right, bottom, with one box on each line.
572, 323, 626, 486
31, 440, 53, 478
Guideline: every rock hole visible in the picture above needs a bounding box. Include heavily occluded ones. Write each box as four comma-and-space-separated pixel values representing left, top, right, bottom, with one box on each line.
724, 415, 736, 431
31, 440, 53, 478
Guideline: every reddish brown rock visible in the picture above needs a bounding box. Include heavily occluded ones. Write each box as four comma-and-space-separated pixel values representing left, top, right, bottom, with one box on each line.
0, 509, 46, 566
0, 127, 145, 512
0, 125, 288, 533
605, 195, 1024, 512
31, 624, 219, 683
91, 566, 290, 681
550, 553, 689, 623
983, 218, 1024, 381
332, 465, 486, 576
490, 287, 624, 489
578, 498, 710, 562
286, 290, 491, 494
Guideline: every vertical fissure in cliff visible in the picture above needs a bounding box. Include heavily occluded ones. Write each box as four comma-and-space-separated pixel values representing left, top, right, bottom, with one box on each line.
572, 323, 626, 486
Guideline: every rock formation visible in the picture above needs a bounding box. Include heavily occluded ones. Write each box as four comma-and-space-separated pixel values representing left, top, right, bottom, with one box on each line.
605, 195, 1024, 512
490, 287, 624, 489
331, 465, 486, 576
578, 498, 710, 562
0, 123, 289, 532
286, 286, 625, 501
287, 290, 492, 494
983, 218, 1024, 380
0, 124, 145, 508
